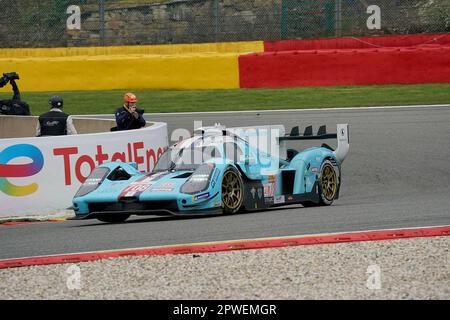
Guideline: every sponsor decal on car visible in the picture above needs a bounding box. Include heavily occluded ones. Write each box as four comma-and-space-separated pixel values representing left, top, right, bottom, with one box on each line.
159, 182, 175, 187
83, 178, 102, 186
151, 187, 174, 192
311, 167, 319, 173
193, 192, 210, 201
274, 195, 285, 204
257, 187, 263, 199
263, 183, 275, 198
264, 196, 274, 204
250, 187, 256, 199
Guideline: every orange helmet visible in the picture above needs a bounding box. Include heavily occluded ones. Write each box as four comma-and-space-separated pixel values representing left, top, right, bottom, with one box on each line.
124, 92, 138, 104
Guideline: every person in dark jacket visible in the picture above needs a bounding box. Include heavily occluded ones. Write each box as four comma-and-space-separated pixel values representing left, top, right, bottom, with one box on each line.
0, 72, 30, 116
114, 92, 146, 131
36, 96, 77, 137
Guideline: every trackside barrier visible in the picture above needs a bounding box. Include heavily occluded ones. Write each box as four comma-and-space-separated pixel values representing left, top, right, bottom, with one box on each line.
0, 115, 168, 217
264, 33, 450, 52
0, 41, 264, 59
0, 41, 264, 92
239, 45, 450, 88
0, 53, 241, 91
0, 225, 448, 269
0, 116, 137, 139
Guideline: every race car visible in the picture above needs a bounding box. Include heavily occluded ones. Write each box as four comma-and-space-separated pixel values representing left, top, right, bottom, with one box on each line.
72, 123, 349, 223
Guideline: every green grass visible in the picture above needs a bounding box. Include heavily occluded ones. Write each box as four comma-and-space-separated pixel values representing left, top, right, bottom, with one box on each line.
3, 83, 449, 116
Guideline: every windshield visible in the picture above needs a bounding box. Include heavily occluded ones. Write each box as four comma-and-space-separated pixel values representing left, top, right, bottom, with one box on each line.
153, 144, 222, 172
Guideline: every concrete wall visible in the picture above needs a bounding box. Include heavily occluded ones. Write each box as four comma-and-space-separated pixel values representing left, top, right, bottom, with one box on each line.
0, 52, 242, 92
0, 40, 264, 92
0, 115, 152, 139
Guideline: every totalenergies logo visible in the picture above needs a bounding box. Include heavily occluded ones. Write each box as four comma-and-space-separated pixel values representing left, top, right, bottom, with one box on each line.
0, 144, 44, 197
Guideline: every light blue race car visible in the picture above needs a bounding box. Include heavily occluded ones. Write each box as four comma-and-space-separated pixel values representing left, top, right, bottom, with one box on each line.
72, 124, 349, 223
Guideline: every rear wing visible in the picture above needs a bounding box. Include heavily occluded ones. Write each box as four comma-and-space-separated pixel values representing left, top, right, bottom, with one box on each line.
279, 124, 350, 163
280, 125, 337, 141
194, 123, 349, 163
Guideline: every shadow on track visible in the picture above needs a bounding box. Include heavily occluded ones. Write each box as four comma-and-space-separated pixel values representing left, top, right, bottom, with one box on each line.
70, 205, 307, 228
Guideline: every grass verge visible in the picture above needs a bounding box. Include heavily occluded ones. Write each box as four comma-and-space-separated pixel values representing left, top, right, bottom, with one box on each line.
1, 83, 449, 116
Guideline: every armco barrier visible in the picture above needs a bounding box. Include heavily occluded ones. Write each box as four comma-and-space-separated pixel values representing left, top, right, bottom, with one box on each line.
0, 115, 168, 217
264, 33, 450, 52
239, 45, 450, 88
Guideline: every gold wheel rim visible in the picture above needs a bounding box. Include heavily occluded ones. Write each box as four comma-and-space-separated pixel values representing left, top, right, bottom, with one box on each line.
221, 170, 243, 210
321, 164, 337, 201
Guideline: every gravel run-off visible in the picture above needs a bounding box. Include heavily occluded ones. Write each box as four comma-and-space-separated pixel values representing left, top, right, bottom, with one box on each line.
0, 236, 449, 300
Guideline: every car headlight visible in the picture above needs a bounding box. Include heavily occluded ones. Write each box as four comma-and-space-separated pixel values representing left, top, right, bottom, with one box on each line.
180, 164, 216, 195
75, 167, 110, 198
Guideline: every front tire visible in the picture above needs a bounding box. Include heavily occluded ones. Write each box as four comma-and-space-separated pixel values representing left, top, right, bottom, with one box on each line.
221, 167, 244, 214
97, 214, 130, 224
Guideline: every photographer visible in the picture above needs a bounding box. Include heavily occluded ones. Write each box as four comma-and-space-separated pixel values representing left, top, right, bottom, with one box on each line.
114, 92, 146, 131
0, 72, 30, 116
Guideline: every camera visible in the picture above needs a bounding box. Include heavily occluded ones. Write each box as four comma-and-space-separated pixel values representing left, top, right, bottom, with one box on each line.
3, 72, 20, 81
0, 72, 20, 88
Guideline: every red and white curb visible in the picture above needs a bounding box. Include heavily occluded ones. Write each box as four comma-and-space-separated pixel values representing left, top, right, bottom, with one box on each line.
1, 225, 449, 270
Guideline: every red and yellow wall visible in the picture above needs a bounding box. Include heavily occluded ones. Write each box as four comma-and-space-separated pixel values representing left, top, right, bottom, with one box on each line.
0, 42, 263, 92
240, 33, 450, 88
0, 33, 449, 92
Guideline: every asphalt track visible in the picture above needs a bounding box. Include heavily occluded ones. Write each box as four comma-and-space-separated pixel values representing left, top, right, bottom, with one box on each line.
1, 105, 450, 260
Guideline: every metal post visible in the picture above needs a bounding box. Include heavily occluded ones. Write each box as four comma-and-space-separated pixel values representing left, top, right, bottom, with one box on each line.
280, 0, 287, 39
335, 0, 342, 37
214, 0, 220, 42
99, 0, 106, 46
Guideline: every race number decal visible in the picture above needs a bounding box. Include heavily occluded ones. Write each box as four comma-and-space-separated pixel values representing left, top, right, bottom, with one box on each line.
118, 174, 155, 198
122, 184, 152, 197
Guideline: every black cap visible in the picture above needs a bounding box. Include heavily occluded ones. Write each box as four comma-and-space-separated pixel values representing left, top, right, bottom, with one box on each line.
49, 96, 63, 108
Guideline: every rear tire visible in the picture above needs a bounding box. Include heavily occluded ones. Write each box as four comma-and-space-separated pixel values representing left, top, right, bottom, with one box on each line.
301, 159, 339, 207
318, 160, 339, 206
97, 214, 130, 224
